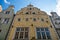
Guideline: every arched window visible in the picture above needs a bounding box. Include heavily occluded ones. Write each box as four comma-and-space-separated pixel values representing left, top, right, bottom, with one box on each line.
32, 12, 35, 14
25, 12, 29, 14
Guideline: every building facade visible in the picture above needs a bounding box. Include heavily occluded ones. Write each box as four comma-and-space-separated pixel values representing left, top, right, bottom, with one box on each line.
0, 5, 15, 40
7, 4, 58, 40
50, 12, 60, 40
0, 5, 2, 12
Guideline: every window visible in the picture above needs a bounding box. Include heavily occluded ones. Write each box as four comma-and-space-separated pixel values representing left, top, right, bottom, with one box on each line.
14, 27, 29, 40
25, 32, 28, 38
41, 18, 44, 21
32, 12, 35, 14
36, 28, 51, 39
0, 18, 1, 20
20, 32, 24, 38
45, 28, 49, 31
56, 29, 60, 38
36, 28, 40, 31
46, 32, 51, 39
3, 18, 9, 24
18, 18, 20, 21
26, 12, 29, 14
31, 24, 33, 26
50, 25, 52, 28
59, 22, 60, 24
5, 11, 10, 14
37, 32, 41, 39
0, 29, 1, 32
46, 21, 48, 23
33, 18, 36, 21
30, 8, 32, 10
15, 32, 19, 39
42, 32, 46, 39
1, 19, 4, 23
16, 28, 20, 31
41, 28, 44, 31
26, 18, 28, 21
55, 22, 58, 24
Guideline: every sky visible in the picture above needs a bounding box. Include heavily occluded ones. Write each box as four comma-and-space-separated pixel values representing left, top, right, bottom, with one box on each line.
0, 0, 60, 16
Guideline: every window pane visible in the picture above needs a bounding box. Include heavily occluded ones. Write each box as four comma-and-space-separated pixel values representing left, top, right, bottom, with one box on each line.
20, 32, 24, 39
37, 32, 41, 39
6, 11, 10, 14
36, 28, 40, 31
57, 31, 60, 38
45, 28, 49, 31
15, 32, 19, 39
25, 32, 28, 38
41, 28, 44, 31
42, 32, 46, 39
21, 28, 24, 31
46, 32, 51, 39
15, 27, 29, 39
16, 28, 20, 31
4, 18, 9, 24
25, 27, 28, 31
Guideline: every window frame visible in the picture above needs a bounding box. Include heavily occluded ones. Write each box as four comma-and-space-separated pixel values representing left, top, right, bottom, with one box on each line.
18, 18, 21, 21
36, 27, 51, 39
0, 18, 1, 20
26, 18, 28, 21
32, 12, 35, 14
5, 11, 10, 14
25, 12, 29, 14
14, 27, 29, 40
33, 18, 36, 21
3, 18, 10, 24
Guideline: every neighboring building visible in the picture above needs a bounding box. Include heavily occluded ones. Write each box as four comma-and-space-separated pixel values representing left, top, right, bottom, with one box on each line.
0, 5, 15, 40
0, 5, 2, 12
7, 4, 58, 40
50, 12, 60, 40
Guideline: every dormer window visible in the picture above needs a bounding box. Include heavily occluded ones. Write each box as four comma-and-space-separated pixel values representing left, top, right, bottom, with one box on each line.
5, 11, 10, 14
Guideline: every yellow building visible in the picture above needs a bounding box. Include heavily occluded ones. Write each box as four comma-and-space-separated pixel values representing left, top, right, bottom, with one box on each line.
0, 5, 2, 12
7, 4, 58, 40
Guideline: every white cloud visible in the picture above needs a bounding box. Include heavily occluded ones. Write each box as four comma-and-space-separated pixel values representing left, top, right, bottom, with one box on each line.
56, 0, 60, 16
4, 0, 10, 4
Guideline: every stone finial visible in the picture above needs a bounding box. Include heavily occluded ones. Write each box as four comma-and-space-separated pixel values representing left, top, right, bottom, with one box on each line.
27, 4, 33, 7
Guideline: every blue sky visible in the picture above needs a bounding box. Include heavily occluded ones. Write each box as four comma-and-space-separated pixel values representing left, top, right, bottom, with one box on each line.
0, 0, 56, 15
